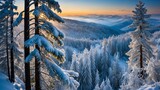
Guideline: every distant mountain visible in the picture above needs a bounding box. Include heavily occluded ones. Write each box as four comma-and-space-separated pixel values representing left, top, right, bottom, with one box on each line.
63, 15, 131, 27
14, 15, 160, 40
53, 19, 123, 40
63, 15, 160, 33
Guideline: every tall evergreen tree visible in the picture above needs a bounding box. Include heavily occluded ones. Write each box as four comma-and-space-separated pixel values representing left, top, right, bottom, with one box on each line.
0, 0, 10, 80
0, 0, 17, 82
95, 70, 100, 86
24, 0, 31, 89
109, 53, 122, 90
90, 47, 97, 88
121, 1, 154, 90
78, 49, 92, 90
10, 0, 16, 83
126, 1, 153, 78
99, 78, 113, 90
70, 51, 79, 73
98, 39, 110, 83
34, 0, 40, 89
14, 0, 79, 89
5, 16, 10, 81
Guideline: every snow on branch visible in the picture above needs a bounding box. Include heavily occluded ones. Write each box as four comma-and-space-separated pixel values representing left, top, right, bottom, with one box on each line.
39, 19, 64, 44
25, 49, 41, 63
33, 7, 40, 17
11, 42, 23, 62
0, 1, 18, 18
11, 3, 18, 10
44, 59, 79, 89
25, 35, 65, 62
63, 70, 79, 78
130, 1, 150, 29
13, 12, 23, 27
44, 59, 69, 82
0, 1, 11, 9
33, 4, 64, 23
0, 9, 13, 19
40, 0, 62, 13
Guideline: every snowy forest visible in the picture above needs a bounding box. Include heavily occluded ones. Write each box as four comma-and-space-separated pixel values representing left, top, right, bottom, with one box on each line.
0, 0, 160, 90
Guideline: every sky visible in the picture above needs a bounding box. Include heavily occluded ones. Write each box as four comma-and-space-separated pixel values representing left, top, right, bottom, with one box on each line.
15, 0, 160, 16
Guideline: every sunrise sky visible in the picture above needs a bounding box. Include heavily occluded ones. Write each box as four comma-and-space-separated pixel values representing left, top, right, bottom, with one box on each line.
15, 0, 160, 16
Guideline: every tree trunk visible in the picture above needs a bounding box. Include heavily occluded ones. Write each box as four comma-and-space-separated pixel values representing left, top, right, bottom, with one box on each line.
24, 0, 31, 89
139, 26, 143, 78
10, 0, 15, 83
35, 0, 41, 90
6, 17, 11, 81
140, 45, 143, 77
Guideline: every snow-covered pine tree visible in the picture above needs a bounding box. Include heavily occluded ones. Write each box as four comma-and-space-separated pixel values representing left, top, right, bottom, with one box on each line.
106, 34, 130, 57
34, 1, 41, 89
89, 46, 97, 87
24, 0, 31, 89
14, 0, 79, 90
0, 0, 18, 82
94, 84, 100, 90
126, 1, 153, 78
109, 53, 122, 90
0, 1, 10, 78
99, 78, 113, 90
0, 1, 10, 80
70, 51, 79, 73
78, 49, 92, 90
98, 39, 110, 83
10, 0, 18, 83
121, 1, 154, 89
95, 70, 100, 86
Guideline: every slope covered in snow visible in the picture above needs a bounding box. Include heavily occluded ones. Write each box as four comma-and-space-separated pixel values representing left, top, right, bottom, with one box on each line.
0, 73, 15, 90
53, 18, 123, 40
0, 73, 25, 90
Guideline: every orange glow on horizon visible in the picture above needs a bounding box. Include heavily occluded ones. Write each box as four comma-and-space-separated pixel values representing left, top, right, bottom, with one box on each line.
57, 9, 160, 16
57, 9, 133, 16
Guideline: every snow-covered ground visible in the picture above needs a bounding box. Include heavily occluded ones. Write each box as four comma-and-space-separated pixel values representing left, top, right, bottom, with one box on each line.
0, 73, 15, 90
0, 73, 24, 90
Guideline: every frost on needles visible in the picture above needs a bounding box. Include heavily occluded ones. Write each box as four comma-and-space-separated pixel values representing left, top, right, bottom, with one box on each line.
13, 0, 79, 89
121, 1, 155, 90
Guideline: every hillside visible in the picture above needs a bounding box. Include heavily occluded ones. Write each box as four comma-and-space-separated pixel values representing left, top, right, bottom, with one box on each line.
53, 18, 123, 40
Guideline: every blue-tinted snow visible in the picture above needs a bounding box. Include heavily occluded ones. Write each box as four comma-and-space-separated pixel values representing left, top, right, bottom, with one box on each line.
0, 73, 14, 90
0, 73, 24, 90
